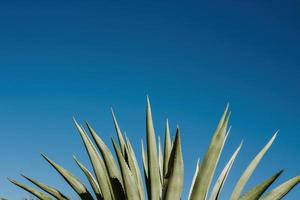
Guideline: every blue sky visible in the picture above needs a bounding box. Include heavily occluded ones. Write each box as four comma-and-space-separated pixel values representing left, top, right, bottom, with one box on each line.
0, 0, 299, 199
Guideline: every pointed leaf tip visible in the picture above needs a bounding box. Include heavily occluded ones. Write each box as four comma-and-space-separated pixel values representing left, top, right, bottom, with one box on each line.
146, 96, 151, 108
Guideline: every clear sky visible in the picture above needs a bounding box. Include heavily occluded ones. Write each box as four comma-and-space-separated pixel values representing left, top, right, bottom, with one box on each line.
0, 0, 299, 199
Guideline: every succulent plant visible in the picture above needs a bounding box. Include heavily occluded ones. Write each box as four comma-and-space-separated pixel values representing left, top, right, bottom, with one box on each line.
9, 98, 300, 199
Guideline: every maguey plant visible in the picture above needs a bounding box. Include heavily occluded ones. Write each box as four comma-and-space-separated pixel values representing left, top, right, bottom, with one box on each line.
9, 98, 300, 199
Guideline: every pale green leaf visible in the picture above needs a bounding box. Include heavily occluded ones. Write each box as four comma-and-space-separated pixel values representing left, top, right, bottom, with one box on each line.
112, 139, 140, 200
111, 109, 126, 155
73, 157, 103, 200
162, 127, 184, 200
73, 119, 112, 200
125, 136, 145, 200
158, 136, 163, 184
21, 175, 69, 200
85, 122, 125, 200
163, 119, 172, 177
146, 97, 161, 200
261, 176, 300, 200
239, 170, 283, 200
230, 132, 277, 200
9, 178, 52, 200
189, 105, 230, 200
209, 141, 242, 200
41, 154, 93, 200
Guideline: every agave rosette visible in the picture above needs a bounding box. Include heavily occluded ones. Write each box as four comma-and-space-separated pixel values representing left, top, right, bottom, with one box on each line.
9, 98, 299, 200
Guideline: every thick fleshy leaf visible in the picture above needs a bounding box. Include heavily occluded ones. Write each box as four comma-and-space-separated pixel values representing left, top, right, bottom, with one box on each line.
189, 105, 230, 200
162, 127, 184, 200
9, 178, 52, 200
112, 139, 140, 200
239, 170, 283, 200
230, 132, 277, 200
85, 122, 125, 200
141, 140, 148, 178
41, 154, 93, 200
125, 137, 145, 199
163, 119, 172, 177
141, 139, 150, 198
73, 157, 103, 200
73, 119, 113, 200
188, 160, 200, 199
158, 136, 163, 184
111, 109, 126, 155
209, 141, 242, 200
86, 122, 122, 181
260, 176, 300, 200
21, 175, 69, 200
146, 97, 161, 200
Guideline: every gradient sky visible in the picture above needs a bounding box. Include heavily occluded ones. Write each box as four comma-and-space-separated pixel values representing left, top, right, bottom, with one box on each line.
0, 0, 299, 199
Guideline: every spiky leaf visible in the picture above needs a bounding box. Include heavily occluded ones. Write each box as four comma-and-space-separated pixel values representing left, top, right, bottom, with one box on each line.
230, 132, 277, 200
41, 154, 93, 200
146, 97, 161, 200
162, 127, 184, 200
21, 175, 69, 200
73, 119, 113, 200
239, 170, 283, 200
261, 176, 300, 200
189, 105, 230, 200
9, 179, 52, 200
112, 139, 140, 200
209, 141, 242, 200
73, 157, 103, 200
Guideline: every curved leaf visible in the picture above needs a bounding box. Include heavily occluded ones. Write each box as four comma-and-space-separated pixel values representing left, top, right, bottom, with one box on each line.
209, 141, 242, 200
189, 105, 230, 200
230, 132, 277, 200
239, 170, 283, 200
73, 119, 113, 200
162, 127, 184, 200
85, 122, 124, 200
261, 176, 300, 200
73, 157, 103, 200
163, 119, 172, 177
112, 139, 140, 200
111, 109, 126, 155
125, 137, 145, 199
9, 178, 52, 200
21, 175, 69, 200
41, 154, 93, 200
158, 136, 163, 184
146, 97, 161, 200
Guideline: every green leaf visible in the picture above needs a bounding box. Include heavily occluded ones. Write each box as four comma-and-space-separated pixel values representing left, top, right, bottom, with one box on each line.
141, 139, 150, 198
111, 109, 126, 155
162, 127, 184, 200
158, 136, 164, 184
261, 176, 300, 200
112, 139, 140, 200
141, 139, 148, 178
146, 97, 161, 200
21, 175, 69, 200
125, 136, 145, 199
188, 160, 200, 199
230, 132, 277, 200
163, 119, 172, 177
239, 170, 283, 200
9, 178, 52, 200
85, 122, 125, 200
73, 157, 103, 200
73, 119, 113, 200
209, 141, 242, 200
189, 105, 230, 200
41, 154, 94, 200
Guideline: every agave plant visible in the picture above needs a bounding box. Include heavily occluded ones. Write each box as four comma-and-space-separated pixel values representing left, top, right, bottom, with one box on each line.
9, 98, 299, 200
